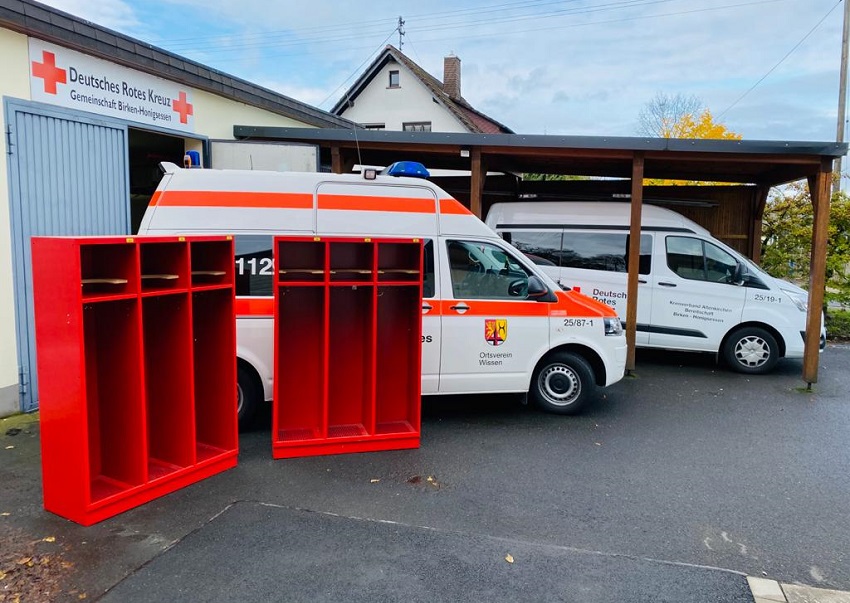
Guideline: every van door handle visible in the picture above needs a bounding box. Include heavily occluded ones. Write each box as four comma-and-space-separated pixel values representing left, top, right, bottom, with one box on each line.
658, 281, 677, 287
422, 302, 432, 313
638, 278, 647, 284
449, 302, 470, 314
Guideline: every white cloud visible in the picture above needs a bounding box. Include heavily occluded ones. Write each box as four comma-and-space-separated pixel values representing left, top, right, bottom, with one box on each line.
36, 0, 140, 32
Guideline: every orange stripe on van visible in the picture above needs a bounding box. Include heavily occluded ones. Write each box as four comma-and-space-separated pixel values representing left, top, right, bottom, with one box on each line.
157, 191, 313, 209
236, 298, 274, 316
149, 191, 162, 206
436, 299, 549, 317
439, 198, 472, 215
318, 194, 436, 213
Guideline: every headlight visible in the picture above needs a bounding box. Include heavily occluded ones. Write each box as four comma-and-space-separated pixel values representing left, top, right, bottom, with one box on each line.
604, 317, 623, 336
781, 289, 808, 312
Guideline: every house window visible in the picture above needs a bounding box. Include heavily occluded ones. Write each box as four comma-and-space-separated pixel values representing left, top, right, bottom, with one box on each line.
363, 123, 385, 130
403, 122, 432, 132
388, 70, 400, 88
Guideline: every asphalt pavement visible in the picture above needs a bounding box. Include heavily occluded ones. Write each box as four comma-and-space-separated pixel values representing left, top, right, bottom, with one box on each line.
1, 344, 850, 602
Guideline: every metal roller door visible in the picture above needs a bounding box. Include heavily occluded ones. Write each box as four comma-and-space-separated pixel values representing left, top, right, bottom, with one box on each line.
7, 101, 129, 411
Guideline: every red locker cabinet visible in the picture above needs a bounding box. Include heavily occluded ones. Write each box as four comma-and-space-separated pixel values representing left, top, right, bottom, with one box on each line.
31, 235, 238, 526
273, 236, 423, 458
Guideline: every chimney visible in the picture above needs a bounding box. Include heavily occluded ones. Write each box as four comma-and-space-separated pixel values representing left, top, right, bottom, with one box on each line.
443, 54, 461, 99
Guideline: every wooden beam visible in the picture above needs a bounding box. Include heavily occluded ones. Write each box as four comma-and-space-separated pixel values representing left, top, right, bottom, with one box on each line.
331, 145, 343, 174
470, 149, 487, 219
626, 153, 645, 373
802, 159, 832, 385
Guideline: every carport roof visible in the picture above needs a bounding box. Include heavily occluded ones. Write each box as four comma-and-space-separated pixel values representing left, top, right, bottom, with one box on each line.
233, 126, 848, 186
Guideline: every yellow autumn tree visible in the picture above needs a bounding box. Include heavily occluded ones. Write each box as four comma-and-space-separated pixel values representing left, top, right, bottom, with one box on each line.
661, 109, 742, 141
638, 93, 742, 185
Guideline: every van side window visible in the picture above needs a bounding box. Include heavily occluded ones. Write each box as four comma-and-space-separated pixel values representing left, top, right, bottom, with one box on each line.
503, 230, 562, 267
666, 236, 738, 283
447, 240, 532, 300
423, 240, 435, 298
561, 232, 652, 275
234, 235, 274, 296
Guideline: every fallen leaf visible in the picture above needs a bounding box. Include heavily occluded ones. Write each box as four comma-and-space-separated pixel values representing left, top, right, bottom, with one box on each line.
42, 536, 56, 543
5, 445, 14, 450
17, 557, 31, 565
505, 554, 514, 563
0, 570, 6, 580
1, 512, 10, 516
79, 594, 88, 600
370, 479, 380, 483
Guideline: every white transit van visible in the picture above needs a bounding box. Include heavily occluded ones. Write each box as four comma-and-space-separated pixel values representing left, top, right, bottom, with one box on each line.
486, 201, 825, 375
139, 163, 627, 426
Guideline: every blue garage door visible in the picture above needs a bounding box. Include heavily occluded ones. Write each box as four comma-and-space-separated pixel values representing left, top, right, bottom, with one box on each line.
7, 101, 129, 411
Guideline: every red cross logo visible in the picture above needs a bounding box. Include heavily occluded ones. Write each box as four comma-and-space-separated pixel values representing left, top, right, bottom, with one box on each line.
172, 91, 193, 124
32, 51, 67, 95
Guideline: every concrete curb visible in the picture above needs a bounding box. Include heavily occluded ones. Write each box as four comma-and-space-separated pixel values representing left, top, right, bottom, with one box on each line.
749, 577, 850, 603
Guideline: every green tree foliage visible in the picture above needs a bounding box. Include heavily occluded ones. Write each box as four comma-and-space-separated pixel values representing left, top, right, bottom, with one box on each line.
761, 181, 850, 305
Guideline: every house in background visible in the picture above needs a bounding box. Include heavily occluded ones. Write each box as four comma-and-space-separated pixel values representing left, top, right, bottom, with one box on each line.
331, 45, 512, 134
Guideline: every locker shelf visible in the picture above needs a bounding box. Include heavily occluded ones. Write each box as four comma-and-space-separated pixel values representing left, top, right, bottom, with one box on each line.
32, 235, 238, 526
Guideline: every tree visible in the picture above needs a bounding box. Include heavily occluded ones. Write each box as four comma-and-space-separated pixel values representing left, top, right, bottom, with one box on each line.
637, 92, 703, 138
761, 181, 850, 305
637, 93, 742, 185
637, 92, 741, 140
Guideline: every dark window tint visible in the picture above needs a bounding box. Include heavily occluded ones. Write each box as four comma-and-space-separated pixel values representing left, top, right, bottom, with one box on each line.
234, 235, 274, 296
666, 236, 738, 283
423, 239, 435, 298
504, 230, 562, 267
561, 232, 652, 275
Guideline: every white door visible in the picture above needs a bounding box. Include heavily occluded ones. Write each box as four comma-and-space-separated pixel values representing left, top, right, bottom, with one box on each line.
438, 238, 549, 394
649, 235, 745, 351
420, 240, 440, 394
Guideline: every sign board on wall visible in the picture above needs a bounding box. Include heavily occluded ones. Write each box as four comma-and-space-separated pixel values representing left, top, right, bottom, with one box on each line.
28, 38, 195, 133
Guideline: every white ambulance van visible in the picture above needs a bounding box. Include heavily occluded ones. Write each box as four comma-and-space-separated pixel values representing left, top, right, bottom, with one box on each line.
486, 201, 825, 375
139, 163, 627, 426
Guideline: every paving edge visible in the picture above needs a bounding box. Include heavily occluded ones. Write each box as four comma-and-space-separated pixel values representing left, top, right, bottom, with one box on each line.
748, 577, 850, 603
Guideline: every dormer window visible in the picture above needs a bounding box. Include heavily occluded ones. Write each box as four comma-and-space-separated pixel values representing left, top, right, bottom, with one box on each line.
388, 70, 400, 88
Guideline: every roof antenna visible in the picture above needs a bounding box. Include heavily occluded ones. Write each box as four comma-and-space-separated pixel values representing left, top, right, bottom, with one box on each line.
398, 16, 405, 50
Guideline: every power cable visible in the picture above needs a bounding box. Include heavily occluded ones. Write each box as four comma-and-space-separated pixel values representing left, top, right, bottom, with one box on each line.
718, 0, 842, 119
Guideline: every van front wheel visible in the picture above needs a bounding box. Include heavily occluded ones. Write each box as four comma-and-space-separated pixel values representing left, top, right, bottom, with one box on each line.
531, 352, 596, 415
722, 327, 779, 374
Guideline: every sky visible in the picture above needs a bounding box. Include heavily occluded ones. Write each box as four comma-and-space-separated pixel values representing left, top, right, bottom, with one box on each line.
35, 0, 848, 142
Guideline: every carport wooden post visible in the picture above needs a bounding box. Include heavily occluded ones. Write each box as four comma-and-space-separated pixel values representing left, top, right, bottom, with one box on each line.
803, 159, 832, 385
626, 153, 645, 373
470, 148, 487, 218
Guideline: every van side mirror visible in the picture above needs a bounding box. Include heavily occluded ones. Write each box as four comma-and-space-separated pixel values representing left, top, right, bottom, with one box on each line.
527, 275, 553, 300
732, 262, 745, 286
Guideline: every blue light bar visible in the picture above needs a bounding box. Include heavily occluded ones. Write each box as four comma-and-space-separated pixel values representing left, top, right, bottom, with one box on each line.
383, 161, 430, 178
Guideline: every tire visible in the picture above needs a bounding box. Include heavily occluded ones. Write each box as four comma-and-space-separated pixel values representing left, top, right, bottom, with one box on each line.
237, 364, 261, 430
722, 327, 779, 374
530, 352, 596, 415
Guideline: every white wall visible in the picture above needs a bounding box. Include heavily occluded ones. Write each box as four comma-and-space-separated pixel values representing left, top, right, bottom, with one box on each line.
0, 29, 31, 415
0, 29, 318, 416
340, 60, 467, 133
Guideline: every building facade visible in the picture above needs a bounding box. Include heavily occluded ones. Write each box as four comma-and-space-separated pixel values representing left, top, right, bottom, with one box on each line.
332, 45, 512, 134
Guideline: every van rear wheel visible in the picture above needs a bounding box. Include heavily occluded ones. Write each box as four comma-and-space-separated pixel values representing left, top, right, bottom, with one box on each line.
722, 327, 779, 374
531, 352, 595, 415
